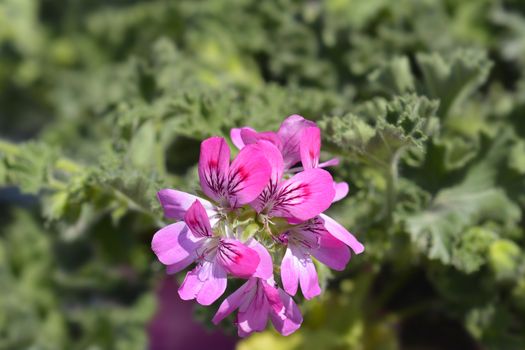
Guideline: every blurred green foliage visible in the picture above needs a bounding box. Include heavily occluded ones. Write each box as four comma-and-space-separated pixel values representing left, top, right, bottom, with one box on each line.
1, 0, 525, 349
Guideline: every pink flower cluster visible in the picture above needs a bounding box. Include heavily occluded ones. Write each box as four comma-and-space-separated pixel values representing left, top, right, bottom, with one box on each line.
152, 115, 364, 337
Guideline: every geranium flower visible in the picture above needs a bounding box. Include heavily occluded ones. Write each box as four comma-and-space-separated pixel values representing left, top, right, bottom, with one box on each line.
152, 115, 364, 337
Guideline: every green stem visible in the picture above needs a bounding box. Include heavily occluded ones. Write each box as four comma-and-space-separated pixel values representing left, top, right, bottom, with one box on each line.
385, 147, 404, 224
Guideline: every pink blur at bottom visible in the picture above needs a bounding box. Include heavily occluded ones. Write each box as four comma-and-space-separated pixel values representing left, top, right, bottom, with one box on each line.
148, 277, 237, 350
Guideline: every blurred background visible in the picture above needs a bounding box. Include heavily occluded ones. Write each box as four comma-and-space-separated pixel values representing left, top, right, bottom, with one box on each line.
1, 0, 525, 349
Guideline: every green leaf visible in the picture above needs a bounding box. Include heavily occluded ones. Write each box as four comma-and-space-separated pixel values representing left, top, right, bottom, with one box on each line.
416, 49, 492, 116
406, 132, 521, 264
321, 94, 439, 166
368, 56, 416, 95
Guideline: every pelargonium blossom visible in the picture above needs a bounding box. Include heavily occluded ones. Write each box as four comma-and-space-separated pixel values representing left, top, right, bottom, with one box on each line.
151, 114, 364, 337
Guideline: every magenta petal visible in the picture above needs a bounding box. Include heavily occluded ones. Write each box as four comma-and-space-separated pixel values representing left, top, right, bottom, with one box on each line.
320, 214, 365, 254
271, 168, 335, 221
299, 257, 321, 299
198, 137, 231, 202
333, 181, 349, 202
312, 231, 350, 271
151, 222, 198, 265
278, 114, 317, 169
184, 200, 213, 237
248, 141, 285, 213
212, 279, 252, 324
157, 189, 215, 220
250, 141, 284, 185
270, 288, 303, 336
248, 239, 274, 279
300, 126, 321, 169
227, 144, 271, 206
261, 279, 285, 317
216, 239, 260, 278
280, 247, 299, 296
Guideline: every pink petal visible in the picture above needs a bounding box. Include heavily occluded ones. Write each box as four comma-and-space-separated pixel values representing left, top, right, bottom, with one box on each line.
299, 257, 321, 299
247, 239, 274, 279
178, 261, 227, 306
165, 255, 195, 274
212, 279, 252, 324
237, 298, 270, 337
250, 141, 284, 185
270, 288, 303, 336
278, 114, 316, 169
178, 268, 202, 301
320, 214, 365, 254
157, 189, 215, 220
333, 181, 349, 202
300, 126, 321, 169
196, 263, 227, 305
184, 200, 213, 237
230, 127, 253, 150
271, 168, 335, 221
198, 137, 231, 202
318, 158, 340, 168
248, 141, 285, 213
216, 239, 260, 278
261, 279, 285, 314
280, 247, 299, 296
227, 144, 271, 207
311, 230, 350, 271
240, 128, 282, 149
151, 222, 199, 265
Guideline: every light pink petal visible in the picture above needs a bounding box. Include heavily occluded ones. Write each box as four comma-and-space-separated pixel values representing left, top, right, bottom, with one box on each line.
300, 126, 321, 169
247, 239, 274, 279
198, 137, 231, 202
184, 200, 213, 237
227, 144, 271, 207
196, 263, 228, 305
212, 279, 252, 324
270, 288, 303, 336
165, 255, 195, 274
240, 128, 282, 149
178, 268, 203, 301
333, 182, 349, 202
299, 257, 321, 299
311, 230, 350, 270
270, 168, 335, 221
280, 247, 299, 296
157, 189, 215, 220
237, 299, 270, 337
230, 127, 253, 150
216, 238, 260, 278
179, 261, 228, 305
320, 214, 365, 254
278, 114, 317, 169
151, 222, 198, 265
318, 158, 340, 168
